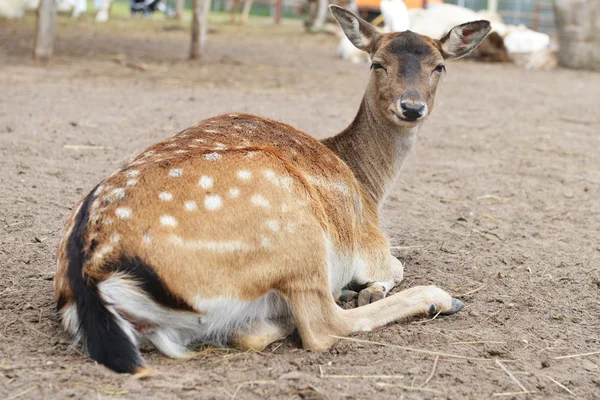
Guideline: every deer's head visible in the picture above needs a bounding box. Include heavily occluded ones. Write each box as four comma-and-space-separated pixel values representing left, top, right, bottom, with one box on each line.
331, 5, 491, 127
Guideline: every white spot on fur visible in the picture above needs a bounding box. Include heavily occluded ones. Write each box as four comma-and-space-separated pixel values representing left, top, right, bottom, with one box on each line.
169, 235, 251, 252
126, 179, 137, 186
111, 188, 126, 200
184, 200, 198, 211
280, 177, 293, 191
110, 233, 121, 244
194, 138, 206, 143
205, 129, 218, 133
281, 204, 289, 213
94, 245, 113, 261
174, 150, 188, 154
263, 169, 276, 180
204, 195, 222, 210
170, 168, 183, 178
159, 192, 173, 201
115, 207, 132, 219
142, 232, 152, 244
204, 152, 221, 161
306, 176, 350, 195
94, 185, 104, 196
261, 236, 272, 248
199, 176, 214, 189
263, 169, 281, 186
127, 170, 140, 178
237, 170, 252, 181
103, 218, 114, 225
251, 194, 270, 208
214, 142, 226, 149
228, 188, 240, 199
266, 220, 280, 232
160, 215, 178, 227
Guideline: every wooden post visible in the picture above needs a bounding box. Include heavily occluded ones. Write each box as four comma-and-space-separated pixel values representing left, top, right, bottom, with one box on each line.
274, 0, 282, 24
487, 0, 498, 13
33, 0, 56, 62
190, 0, 210, 59
176, 0, 185, 20
554, 0, 600, 71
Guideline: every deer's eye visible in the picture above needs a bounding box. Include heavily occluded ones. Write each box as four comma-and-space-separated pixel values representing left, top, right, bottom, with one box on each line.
433, 64, 446, 73
371, 62, 384, 71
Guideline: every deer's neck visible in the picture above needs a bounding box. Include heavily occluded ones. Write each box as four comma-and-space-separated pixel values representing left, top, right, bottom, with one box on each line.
322, 98, 419, 209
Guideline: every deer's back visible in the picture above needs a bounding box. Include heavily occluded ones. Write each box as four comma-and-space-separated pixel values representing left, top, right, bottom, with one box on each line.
55, 114, 363, 308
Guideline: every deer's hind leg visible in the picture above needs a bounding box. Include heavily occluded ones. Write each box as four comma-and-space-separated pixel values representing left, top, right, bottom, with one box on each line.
284, 273, 464, 351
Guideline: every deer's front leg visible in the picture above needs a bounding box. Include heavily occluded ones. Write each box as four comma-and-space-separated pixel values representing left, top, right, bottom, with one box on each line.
337, 255, 404, 306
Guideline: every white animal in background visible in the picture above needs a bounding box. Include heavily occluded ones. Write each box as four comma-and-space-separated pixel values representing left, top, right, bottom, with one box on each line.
406, 3, 553, 68
0, 0, 86, 19
0, 0, 37, 18
380, 0, 409, 33
408, 4, 501, 40
503, 25, 550, 54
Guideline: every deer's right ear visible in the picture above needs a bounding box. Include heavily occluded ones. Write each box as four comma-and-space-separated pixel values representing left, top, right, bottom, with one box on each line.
330, 5, 380, 53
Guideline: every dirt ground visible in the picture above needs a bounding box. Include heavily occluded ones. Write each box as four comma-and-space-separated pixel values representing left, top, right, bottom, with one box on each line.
1, 12, 599, 400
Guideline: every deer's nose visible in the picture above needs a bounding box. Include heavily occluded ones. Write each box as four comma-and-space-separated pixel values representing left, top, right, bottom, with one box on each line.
399, 101, 426, 121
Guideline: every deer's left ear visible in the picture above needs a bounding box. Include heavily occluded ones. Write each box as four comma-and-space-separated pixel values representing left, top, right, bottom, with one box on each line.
438, 20, 491, 60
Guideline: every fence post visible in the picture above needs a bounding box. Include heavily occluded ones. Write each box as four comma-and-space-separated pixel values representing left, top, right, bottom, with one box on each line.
554, 0, 600, 71
33, 0, 56, 62
176, 0, 185, 20
274, 0, 282, 24
190, 0, 210, 59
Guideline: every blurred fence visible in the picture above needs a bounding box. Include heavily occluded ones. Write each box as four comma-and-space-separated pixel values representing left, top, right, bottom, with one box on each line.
444, 0, 555, 33
159, 0, 557, 33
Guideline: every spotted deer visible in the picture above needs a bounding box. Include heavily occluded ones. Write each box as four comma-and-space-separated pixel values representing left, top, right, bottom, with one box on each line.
55, 5, 491, 375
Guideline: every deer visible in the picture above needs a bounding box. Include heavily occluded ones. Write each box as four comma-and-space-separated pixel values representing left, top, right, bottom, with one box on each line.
54, 5, 491, 375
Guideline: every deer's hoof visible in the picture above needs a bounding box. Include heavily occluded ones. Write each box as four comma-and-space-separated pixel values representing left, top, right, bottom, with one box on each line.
428, 298, 464, 317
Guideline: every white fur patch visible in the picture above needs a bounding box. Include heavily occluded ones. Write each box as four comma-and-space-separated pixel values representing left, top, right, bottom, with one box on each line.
237, 170, 252, 181
94, 245, 113, 261
193, 291, 289, 345
126, 179, 137, 186
204, 195, 222, 210
204, 152, 221, 161
110, 233, 121, 244
159, 192, 173, 201
251, 195, 270, 208
170, 168, 183, 178
184, 200, 198, 211
127, 170, 140, 178
228, 188, 240, 199
61, 303, 81, 342
115, 207, 132, 219
199, 176, 214, 189
110, 188, 126, 200
168, 234, 251, 252
160, 215, 178, 227
325, 233, 357, 294
266, 220, 279, 232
